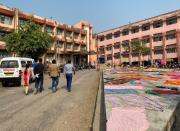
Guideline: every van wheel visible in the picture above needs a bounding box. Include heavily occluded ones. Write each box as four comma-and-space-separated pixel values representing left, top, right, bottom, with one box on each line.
2, 82, 8, 87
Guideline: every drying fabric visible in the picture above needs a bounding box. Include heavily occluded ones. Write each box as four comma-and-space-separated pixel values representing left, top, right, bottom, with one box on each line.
105, 79, 130, 85
107, 107, 149, 131
105, 94, 166, 111
166, 73, 180, 79
119, 75, 161, 81
156, 85, 178, 90
145, 90, 160, 95
104, 77, 116, 81
164, 80, 180, 85
105, 89, 138, 94
152, 89, 180, 95
105, 85, 144, 90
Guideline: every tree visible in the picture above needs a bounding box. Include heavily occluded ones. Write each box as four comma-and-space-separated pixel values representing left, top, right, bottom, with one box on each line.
4, 19, 53, 60
131, 41, 150, 67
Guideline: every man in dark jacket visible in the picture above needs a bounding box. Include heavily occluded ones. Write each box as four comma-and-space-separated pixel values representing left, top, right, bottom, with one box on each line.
34, 58, 44, 94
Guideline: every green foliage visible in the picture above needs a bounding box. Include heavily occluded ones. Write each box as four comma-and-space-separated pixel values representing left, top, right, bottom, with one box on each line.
4, 20, 53, 60
131, 41, 150, 56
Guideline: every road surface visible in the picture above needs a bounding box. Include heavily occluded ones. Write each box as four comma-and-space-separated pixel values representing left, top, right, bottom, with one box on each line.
0, 70, 100, 131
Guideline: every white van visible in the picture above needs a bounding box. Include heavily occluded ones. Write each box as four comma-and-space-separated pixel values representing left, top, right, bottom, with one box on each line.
0, 57, 34, 87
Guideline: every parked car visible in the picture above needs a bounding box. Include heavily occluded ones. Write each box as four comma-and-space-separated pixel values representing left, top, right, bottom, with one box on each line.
0, 57, 34, 87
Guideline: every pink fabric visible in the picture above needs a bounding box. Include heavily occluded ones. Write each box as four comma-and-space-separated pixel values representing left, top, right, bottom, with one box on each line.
105, 85, 144, 90
165, 73, 180, 79
107, 107, 149, 131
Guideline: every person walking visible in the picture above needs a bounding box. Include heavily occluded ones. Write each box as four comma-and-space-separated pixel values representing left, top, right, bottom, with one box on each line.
23, 64, 33, 95
34, 58, 44, 94
48, 59, 60, 93
64, 60, 75, 92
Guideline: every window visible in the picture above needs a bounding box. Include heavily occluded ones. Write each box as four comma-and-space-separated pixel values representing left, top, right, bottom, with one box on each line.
154, 46, 163, 50
153, 33, 162, 42
81, 35, 86, 40
0, 31, 9, 40
56, 41, 64, 48
132, 53, 139, 57
45, 26, 53, 33
81, 45, 87, 51
57, 29, 64, 35
66, 31, 72, 38
122, 40, 129, 47
166, 34, 176, 40
0, 14, 13, 25
99, 47, 105, 52
99, 37, 104, 41
166, 30, 176, 40
154, 50, 163, 54
142, 24, 150, 31
66, 43, 71, 49
153, 20, 163, 28
114, 52, 120, 59
21, 61, 26, 67
19, 19, 27, 25
122, 29, 129, 36
166, 48, 177, 53
27, 61, 33, 67
131, 38, 139, 43
166, 17, 177, 25
114, 31, 120, 38
122, 54, 129, 58
106, 33, 112, 40
166, 43, 176, 48
106, 45, 112, 51
74, 33, 79, 39
131, 27, 139, 34
142, 38, 150, 44
1, 60, 18, 68
114, 42, 120, 49
107, 54, 112, 60
74, 44, 79, 50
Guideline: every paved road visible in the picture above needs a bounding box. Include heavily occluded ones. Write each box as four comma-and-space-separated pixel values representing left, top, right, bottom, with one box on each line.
0, 70, 100, 131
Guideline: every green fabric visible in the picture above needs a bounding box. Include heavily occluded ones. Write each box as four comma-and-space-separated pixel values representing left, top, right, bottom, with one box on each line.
145, 90, 160, 96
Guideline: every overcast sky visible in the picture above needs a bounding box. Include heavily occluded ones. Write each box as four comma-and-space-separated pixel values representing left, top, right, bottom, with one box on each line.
0, 0, 180, 33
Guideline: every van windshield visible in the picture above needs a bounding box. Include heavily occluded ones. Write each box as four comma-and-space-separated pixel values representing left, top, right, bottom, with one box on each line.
0, 60, 19, 68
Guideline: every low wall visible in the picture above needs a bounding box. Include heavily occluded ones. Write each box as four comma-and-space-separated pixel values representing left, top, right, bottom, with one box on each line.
92, 71, 106, 131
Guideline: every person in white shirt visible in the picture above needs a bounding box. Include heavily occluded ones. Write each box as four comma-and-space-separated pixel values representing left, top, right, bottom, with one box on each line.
64, 60, 75, 92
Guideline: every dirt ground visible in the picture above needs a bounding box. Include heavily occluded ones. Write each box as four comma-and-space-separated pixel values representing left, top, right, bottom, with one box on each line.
0, 70, 100, 131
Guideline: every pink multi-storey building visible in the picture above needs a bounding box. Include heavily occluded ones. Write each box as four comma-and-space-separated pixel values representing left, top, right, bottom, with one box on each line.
97, 10, 180, 66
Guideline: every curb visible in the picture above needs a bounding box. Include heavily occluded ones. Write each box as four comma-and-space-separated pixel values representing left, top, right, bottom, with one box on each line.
91, 71, 106, 131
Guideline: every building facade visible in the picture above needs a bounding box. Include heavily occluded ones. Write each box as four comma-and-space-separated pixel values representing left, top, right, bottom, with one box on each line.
0, 4, 96, 65
97, 10, 180, 66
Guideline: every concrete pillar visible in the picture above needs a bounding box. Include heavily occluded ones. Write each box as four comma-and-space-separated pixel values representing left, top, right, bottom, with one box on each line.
14, 8, 19, 32
150, 35, 153, 65
162, 33, 166, 65
129, 41, 132, 65
119, 42, 122, 65
112, 44, 114, 65
176, 30, 180, 62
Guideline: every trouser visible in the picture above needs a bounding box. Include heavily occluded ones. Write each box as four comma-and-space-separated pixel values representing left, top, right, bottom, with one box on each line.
66, 73, 72, 91
51, 77, 59, 92
35, 76, 44, 92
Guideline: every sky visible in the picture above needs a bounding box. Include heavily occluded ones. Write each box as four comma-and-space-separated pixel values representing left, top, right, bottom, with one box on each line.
0, 0, 180, 33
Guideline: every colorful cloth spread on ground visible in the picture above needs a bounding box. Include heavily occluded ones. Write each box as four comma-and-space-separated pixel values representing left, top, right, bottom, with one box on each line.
104, 68, 180, 131
164, 80, 180, 85
105, 85, 144, 90
107, 107, 149, 131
